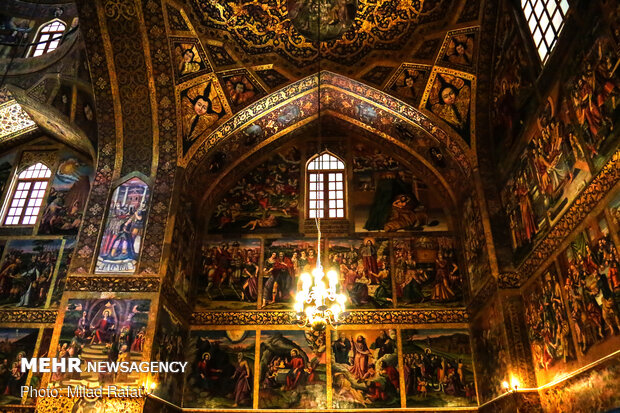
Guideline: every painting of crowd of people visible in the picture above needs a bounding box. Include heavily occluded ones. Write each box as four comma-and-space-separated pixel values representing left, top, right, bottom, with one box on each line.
185, 330, 255, 409
25, 328, 53, 405
328, 239, 392, 309
259, 330, 326, 409
471, 298, 509, 403
196, 239, 260, 310
523, 267, 576, 384
557, 217, 620, 360
53, 299, 151, 387
352, 143, 445, 233
39, 155, 92, 235
393, 237, 463, 308
152, 306, 186, 406
262, 239, 317, 309
0, 239, 63, 308
208, 148, 300, 234
96, 177, 150, 273
0, 328, 38, 405
331, 329, 399, 409
462, 196, 490, 294
402, 329, 476, 407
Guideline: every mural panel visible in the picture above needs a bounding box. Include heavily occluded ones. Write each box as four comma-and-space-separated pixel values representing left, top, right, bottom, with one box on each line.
49, 239, 75, 308
393, 237, 464, 308
386, 64, 431, 107
39, 154, 92, 235
331, 329, 399, 409
462, 196, 489, 294
255, 68, 289, 89
402, 329, 476, 407
180, 77, 228, 155
53, 299, 151, 387
96, 177, 150, 274
609, 190, 620, 235
327, 238, 392, 309
262, 239, 317, 309
352, 142, 447, 233
171, 38, 211, 83
26, 328, 53, 405
424, 71, 472, 144
220, 69, 266, 111
208, 147, 300, 234
196, 239, 260, 310
184, 330, 255, 409
438, 28, 478, 72
523, 266, 577, 385
471, 298, 509, 403
0, 328, 38, 405
0, 239, 63, 308
171, 201, 195, 300
259, 330, 326, 409
152, 306, 186, 406
557, 216, 620, 361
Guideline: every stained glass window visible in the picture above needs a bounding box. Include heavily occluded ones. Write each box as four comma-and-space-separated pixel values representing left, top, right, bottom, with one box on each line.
521, 0, 569, 63
3, 163, 52, 225
307, 153, 345, 219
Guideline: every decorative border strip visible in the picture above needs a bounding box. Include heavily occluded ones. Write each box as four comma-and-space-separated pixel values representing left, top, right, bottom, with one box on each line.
0, 309, 57, 323
65, 276, 160, 292
191, 309, 469, 325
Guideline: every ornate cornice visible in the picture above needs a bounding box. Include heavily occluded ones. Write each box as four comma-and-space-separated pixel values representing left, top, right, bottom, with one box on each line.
65, 276, 160, 292
191, 309, 468, 325
0, 309, 57, 324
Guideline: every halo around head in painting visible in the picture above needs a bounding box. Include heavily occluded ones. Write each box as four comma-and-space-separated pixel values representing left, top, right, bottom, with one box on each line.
288, 0, 357, 42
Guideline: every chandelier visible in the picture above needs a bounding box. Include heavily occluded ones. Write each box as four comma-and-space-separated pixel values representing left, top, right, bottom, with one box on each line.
293, 220, 347, 331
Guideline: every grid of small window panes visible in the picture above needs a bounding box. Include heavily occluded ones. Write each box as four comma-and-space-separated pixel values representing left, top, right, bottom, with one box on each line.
521, 0, 569, 63
32, 21, 66, 57
307, 153, 345, 219
4, 163, 51, 225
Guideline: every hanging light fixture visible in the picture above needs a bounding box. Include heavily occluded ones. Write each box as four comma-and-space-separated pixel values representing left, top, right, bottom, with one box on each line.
293, 220, 347, 331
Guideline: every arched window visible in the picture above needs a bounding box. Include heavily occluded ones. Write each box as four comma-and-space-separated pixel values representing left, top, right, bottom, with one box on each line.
3, 163, 52, 225
521, 0, 569, 63
307, 152, 345, 219
31, 20, 66, 57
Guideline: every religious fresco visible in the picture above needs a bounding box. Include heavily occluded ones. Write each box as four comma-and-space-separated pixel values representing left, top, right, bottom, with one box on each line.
192, 0, 452, 66
539, 355, 620, 413
171, 38, 211, 83
386, 64, 431, 107
327, 238, 392, 309
352, 142, 447, 233
96, 177, 150, 274
259, 330, 326, 409
288, 0, 357, 41
220, 69, 266, 111
39, 154, 92, 235
26, 328, 53, 404
557, 216, 620, 360
262, 239, 317, 309
437, 28, 478, 72
179, 77, 228, 155
523, 265, 577, 385
331, 329, 398, 409
424, 71, 473, 144
471, 298, 510, 403
171, 200, 195, 300
255, 67, 289, 89
205, 44, 236, 67
491, 0, 536, 153
402, 329, 476, 407
0, 239, 63, 308
462, 196, 490, 294
54, 299, 151, 387
609, 190, 620, 233
185, 330, 255, 409
49, 239, 74, 307
151, 306, 186, 406
0, 328, 38, 405
393, 237, 464, 308
196, 239, 261, 310
361, 66, 394, 86
207, 147, 300, 234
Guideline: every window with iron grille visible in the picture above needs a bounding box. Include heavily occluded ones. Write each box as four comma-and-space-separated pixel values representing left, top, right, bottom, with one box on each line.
307, 152, 345, 219
31, 20, 66, 57
521, 0, 569, 63
3, 163, 52, 226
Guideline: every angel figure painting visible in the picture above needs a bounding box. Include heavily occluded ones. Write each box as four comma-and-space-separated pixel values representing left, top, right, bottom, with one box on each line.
181, 80, 226, 154
426, 73, 472, 143
173, 41, 208, 82
259, 330, 326, 409
184, 330, 256, 409
388, 66, 430, 106
331, 329, 399, 409
441, 32, 476, 69
53, 299, 151, 387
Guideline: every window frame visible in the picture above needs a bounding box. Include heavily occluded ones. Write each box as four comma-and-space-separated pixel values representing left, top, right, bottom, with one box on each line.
1, 162, 52, 227
28, 19, 67, 57
306, 152, 347, 220
520, 0, 570, 64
